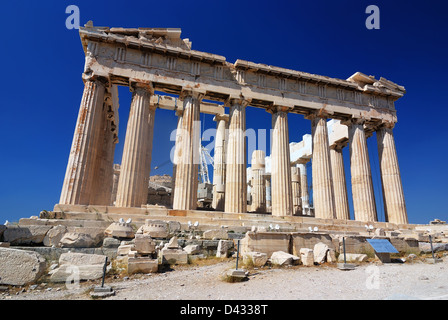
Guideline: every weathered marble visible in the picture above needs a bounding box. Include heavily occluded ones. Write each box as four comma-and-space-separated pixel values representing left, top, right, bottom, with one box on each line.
376, 122, 408, 224
60, 78, 106, 205
250, 150, 266, 213
330, 144, 350, 220
115, 84, 154, 208
347, 119, 377, 222
172, 92, 201, 210
309, 113, 336, 219
270, 107, 293, 216
224, 99, 247, 213
212, 114, 229, 211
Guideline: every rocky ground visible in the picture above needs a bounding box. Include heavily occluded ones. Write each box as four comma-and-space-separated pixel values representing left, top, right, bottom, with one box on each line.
2, 255, 447, 301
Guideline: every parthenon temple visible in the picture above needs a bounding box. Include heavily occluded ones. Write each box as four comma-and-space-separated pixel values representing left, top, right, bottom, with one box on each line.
58, 23, 408, 230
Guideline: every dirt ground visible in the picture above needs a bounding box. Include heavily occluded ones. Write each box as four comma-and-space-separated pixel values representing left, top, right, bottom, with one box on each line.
2, 255, 448, 301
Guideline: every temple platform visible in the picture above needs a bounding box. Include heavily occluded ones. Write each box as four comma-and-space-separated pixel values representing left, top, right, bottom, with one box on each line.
45, 204, 436, 237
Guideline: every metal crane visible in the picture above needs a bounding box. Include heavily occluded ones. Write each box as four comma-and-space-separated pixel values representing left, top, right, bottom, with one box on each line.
199, 145, 214, 184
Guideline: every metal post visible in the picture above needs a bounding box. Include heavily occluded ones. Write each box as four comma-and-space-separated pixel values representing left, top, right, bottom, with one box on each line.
235, 239, 240, 270
343, 237, 347, 264
101, 256, 108, 287
429, 235, 436, 262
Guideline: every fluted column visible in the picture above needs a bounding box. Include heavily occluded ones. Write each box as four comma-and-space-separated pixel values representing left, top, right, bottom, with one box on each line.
265, 175, 271, 209
212, 114, 229, 211
330, 143, 350, 220
60, 78, 106, 205
250, 150, 266, 213
376, 122, 408, 224
297, 162, 310, 215
291, 166, 302, 215
308, 113, 336, 219
346, 118, 377, 222
89, 105, 118, 205
110, 164, 120, 205
171, 109, 184, 207
115, 83, 154, 208
269, 106, 293, 216
224, 99, 247, 213
172, 91, 201, 210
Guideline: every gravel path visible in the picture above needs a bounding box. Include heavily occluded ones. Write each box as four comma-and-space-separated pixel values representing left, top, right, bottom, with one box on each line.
3, 257, 448, 300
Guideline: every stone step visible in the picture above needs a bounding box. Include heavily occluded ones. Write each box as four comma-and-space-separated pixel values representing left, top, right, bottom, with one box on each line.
49, 204, 418, 235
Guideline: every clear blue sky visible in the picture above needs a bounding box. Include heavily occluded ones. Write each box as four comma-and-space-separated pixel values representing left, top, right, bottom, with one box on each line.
0, 0, 447, 224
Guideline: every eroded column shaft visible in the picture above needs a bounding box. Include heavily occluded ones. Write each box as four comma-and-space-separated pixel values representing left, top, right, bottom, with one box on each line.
291, 166, 302, 215
271, 108, 293, 216
90, 112, 117, 205
60, 79, 106, 205
212, 114, 229, 211
330, 145, 350, 220
310, 115, 336, 219
224, 100, 247, 213
115, 85, 154, 208
172, 94, 201, 210
171, 110, 184, 207
250, 150, 266, 213
348, 120, 377, 222
377, 124, 408, 224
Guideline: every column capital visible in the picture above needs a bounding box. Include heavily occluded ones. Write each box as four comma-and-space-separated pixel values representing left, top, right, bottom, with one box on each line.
330, 139, 348, 151
175, 109, 184, 117
224, 96, 250, 108
179, 89, 205, 101
297, 158, 311, 165
340, 117, 366, 127
82, 73, 108, 87
213, 113, 229, 123
377, 120, 396, 130
304, 108, 333, 120
129, 81, 154, 95
266, 105, 291, 114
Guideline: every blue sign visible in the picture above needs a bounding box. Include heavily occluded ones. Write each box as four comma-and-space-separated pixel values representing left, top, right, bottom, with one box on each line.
366, 239, 399, 253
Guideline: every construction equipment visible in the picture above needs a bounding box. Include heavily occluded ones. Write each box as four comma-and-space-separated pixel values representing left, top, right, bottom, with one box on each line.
197, 145, 214, 208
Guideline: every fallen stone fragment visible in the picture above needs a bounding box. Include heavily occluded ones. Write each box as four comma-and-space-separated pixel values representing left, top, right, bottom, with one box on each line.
104, 222, 134, 239
127, 258, 158, 274
0, 248, 46, 286
337, 253, 369, 263
270, 251, 300, 266
43, 225, 67, 247
216, 240, 233, 258
59, 232, 96, 248
203, 229, 229, 240
313, 242, 330, 264
299, 248, 314, 266
243, 251, 268, 267
3, 225, 52, 245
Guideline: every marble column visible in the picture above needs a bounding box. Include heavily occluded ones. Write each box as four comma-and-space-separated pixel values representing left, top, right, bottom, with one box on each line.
89, 99, 118, 205
250, 150, 266, 213
172, 92, 201, 210
224, 99, 247, 213
110, 164, 121, 206
171, 109, 184, 207
212, 114, 229, 211
115, 83, 154, 208
376, 122, 408, 224
297, 162, 310, 215
347, 118, 377, 222
309, 113, 336, 219
270, 106, 293, 216
330, 143, 350, 220
291, 166, 302, 215
60, 78, 106, 205
265, 175, 272, 209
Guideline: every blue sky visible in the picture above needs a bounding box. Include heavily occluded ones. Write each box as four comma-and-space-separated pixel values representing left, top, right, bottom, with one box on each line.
0, 0, 447, 224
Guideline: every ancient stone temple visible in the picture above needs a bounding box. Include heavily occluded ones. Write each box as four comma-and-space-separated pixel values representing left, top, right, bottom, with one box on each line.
59, 23, 408, 226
